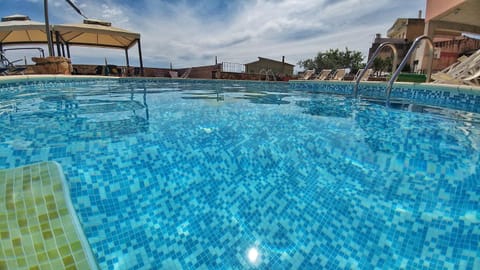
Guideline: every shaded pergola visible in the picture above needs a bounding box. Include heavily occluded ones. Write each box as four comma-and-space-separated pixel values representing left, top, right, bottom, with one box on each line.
0, 15, 144, 75
0, 15, 48, 46
53, 19, 143, 75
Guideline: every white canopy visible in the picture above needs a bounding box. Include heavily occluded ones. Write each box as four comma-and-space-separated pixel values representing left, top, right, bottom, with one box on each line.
0, 15, 49, 44
53, 19, 140, 49
0, 15, 144, 75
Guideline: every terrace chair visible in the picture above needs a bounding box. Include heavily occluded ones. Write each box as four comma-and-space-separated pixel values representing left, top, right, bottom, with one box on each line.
315, 69, 332, 80
169, 71, 179, 78
354, 68, 372, 81
331, 69, 347, 80
432, 67, 480, 86
0, 52, 26, 75
181, 68, 192, 78
439, 55, 469, 74
432, 49, 480, 86
0, 66, 8, 75
301, 69, 315, 80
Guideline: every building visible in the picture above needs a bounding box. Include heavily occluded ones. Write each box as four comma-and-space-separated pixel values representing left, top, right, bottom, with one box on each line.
387, 17, 425, 41
367, 13, 424, 73
429, 35, 480, 71
367, 35, 410, 71
415, 0, 480, 73
245, 57, 294, 76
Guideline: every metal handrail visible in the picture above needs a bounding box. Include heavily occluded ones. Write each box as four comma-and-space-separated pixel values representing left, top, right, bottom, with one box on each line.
3, 47, 45, 58
259, 69, 276, 81
353, 42, 398, 98
386, 35, 434, 106
266, 69, 276, 81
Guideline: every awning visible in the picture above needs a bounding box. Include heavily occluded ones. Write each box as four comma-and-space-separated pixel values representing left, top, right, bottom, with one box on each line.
0, 15, 144, 75
0, 14, 49, 45
53, 19, 140, 49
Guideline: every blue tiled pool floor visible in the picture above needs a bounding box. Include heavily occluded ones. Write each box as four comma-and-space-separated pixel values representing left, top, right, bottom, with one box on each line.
0, 79, 479, 269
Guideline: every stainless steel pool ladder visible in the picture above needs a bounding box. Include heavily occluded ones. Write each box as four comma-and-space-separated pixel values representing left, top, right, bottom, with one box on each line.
259, 69, 276, 81
385, 35, 434, 106
353, 42, 398, 98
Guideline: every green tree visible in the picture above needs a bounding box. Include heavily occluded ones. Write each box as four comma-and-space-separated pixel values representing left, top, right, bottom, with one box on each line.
372, 57, 393, 76
298, 47, 365, 73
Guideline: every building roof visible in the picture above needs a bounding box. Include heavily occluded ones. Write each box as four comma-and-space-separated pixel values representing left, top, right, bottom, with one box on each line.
372, 37, 410, 45
387, 18, 424, 37
245, 57, 295, 67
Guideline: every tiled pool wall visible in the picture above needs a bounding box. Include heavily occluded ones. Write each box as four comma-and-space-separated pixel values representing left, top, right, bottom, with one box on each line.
290, 80, 480, 113
0, 76, 289, 94
1, 76, 480, 113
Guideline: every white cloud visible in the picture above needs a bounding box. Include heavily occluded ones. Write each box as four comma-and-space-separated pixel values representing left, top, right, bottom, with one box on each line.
39, 0, 425, 69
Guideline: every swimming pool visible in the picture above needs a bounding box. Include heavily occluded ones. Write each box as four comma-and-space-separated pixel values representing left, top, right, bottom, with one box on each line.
1, 77, 479, 269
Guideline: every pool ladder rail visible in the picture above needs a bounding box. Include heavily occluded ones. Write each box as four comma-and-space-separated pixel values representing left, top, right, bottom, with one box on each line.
353, 35, 434, 107
353, 42, 399, 98
259, 69, 277, 81
386, 35, 433, 106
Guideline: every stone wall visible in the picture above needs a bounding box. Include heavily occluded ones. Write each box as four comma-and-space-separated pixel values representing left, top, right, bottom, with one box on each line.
71, 64, 222, 79
31, 57, 73, 75
44, 63, 296, 81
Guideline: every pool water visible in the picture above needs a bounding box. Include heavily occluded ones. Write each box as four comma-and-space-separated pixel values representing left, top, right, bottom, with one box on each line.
1, 79, 479, 269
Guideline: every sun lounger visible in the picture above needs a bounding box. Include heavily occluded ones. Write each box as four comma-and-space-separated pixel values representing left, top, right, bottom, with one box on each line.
0, 51, 27, 75
169, 71, 179, 78
315, 69, 332, 80
0, 67, 8, 75
432, 68, 480, 86
331, 69, 347, 80
432, 49, 480, 86
301, 69, 315, 80
463, 69, 480, 85
181, 68, 192, 78
354, 68, 372, 81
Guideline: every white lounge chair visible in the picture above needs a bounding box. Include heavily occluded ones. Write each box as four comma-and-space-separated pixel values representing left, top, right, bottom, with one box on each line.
432, 49, 480, 86
0, 52, 26, 75
181, 68, 192, 78
354, 68, 372, 81
301, 69, 315, 80
315, 69, 332, 80
331, 69, 347, 80
169, 71, 178, 78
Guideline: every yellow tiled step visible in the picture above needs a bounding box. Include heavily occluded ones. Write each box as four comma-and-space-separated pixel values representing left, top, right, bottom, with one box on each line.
0, 161, 98, 270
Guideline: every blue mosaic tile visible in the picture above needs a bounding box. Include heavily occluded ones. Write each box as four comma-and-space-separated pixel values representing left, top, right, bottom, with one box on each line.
0, 78, 479, 269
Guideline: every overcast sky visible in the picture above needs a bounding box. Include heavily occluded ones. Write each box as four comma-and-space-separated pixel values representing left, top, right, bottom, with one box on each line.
2, 0, 425, 71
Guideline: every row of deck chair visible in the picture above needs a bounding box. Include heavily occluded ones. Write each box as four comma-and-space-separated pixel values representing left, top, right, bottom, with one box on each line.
431, 49, 480, 86
300, 68, 372, 81
168, 67, 192, 79
1, 51, 26, 75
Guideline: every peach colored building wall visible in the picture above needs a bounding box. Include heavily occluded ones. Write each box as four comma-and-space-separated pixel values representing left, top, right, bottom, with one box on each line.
425, 0, 466, 22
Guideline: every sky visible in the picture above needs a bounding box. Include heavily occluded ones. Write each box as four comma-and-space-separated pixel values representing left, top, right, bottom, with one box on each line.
2, 0, 426, 72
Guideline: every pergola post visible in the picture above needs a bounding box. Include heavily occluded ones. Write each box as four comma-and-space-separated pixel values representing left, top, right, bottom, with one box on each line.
66, 44, 71, 58
55, 31, 62, 56
124, 48, 130, 76
137, 39, 144, 76
43, 0, 53, 57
